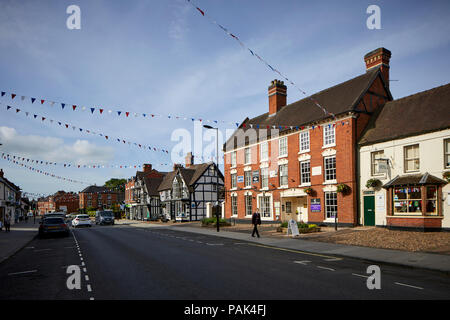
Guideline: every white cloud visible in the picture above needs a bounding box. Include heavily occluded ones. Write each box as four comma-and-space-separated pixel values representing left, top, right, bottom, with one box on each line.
0, 126, 115, 166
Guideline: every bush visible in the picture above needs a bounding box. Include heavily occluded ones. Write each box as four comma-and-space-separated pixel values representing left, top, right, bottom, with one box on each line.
201, 217, 231, 227
279, 221, 319, 229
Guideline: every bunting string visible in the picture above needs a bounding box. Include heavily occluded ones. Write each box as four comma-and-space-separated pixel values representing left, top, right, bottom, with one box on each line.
185, 0, 334, 118
1, 102, 170, 154
1, 155, 93, 185
1, 153, 173, 169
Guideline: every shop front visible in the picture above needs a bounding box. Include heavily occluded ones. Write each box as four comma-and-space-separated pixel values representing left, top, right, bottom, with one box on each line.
383, 173, 447, 231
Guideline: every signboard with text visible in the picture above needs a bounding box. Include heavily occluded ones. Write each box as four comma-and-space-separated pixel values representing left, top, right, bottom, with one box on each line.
310, 198, 321, 212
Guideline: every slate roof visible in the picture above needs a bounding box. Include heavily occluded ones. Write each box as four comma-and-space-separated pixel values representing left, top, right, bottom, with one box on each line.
143, 176, 166, 196
157, 162, 220, 192
359, 83, 450, 146
225, 67, 388, 150
383, 173, 448, 188
80, 185, 114, 193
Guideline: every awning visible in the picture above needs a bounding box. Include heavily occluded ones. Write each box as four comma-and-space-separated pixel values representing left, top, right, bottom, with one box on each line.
383, 172, 448, 188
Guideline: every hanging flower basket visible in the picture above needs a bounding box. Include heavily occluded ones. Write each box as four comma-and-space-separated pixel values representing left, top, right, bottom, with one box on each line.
366, 178, 382, 189
336, 183, 351, 195
443, 171, 450, 183
304, 187, 314, 195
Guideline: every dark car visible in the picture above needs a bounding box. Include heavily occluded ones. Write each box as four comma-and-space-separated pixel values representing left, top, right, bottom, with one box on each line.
95, 210, 115, 225
39, 217, 70, 238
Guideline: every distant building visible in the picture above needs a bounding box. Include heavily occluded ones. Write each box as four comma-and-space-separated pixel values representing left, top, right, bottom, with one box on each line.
125, 164, 166, 220
158, 153, 224, 222
37, 191, 79, 215
79, 186, 120, 211
0, 168, 22, 225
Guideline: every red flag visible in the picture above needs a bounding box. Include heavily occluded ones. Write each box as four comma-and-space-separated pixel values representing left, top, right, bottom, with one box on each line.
11, 94, 16, 99
125, 112, 129, 117
196, 7, 205, 16
41, 100, 45, 104
105, 136, 108, 140
42, 117, 46, 121
99, 109, 104, 114
73, 105, 77, 110
65, 124, 69, 128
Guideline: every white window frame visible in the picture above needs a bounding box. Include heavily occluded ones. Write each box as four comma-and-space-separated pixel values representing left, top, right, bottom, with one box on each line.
323, 124, 336, 147
260, 141, 269, 162
244, 170, 252, 188
231, 173, 237, 189
324, 155, 337, 182
231, 151, 237, 168
279, 164, 288, 187
325, 192, 338, 219
444, 138, 450, 169
404, 144, 420, 173
245, 194, 253, 217
231, 195, 238, 216
244, 147, 251, 165
261, 168, 269, 189
371, 150, 385, 176
300, 160, 311, 185
279, 136, 288, 158
299, 130, 310, 153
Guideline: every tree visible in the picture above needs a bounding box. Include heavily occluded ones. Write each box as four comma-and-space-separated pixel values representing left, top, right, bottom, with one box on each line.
104, 178, 127, 192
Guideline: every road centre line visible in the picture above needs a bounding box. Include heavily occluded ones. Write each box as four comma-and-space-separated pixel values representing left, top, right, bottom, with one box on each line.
352, 273, 369, 278
247, 243, 344, 261
8, 270, 37, 276
293, 260, 311, 265
395, 282, 423, 290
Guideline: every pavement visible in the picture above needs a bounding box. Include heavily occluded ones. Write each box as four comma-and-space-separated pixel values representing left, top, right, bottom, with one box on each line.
1, 218, 449, 274
0, 218, 39, 264
116, 219, 450, 274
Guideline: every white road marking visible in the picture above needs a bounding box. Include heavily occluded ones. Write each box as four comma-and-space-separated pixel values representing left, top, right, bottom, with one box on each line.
352, 273, 369, 278
8, 270, 37, 276
294, 260, 311, 265
90, 297, 95, 300
317, 266, 335, 271
87, 284, 92, 292
34, 248, 52, 252
83, 268, 87, 273
85, 275, 89, 281
207, 243, 224, 246
395, 282, 423, 290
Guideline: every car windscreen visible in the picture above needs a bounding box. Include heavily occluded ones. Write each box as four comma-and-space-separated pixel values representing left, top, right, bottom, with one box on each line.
77, 215, 90, 219
101, 211, 113, 217
44, 218, 65, 224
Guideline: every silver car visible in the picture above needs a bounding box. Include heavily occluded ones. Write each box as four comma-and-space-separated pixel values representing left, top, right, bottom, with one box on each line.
95, 210, 115, 225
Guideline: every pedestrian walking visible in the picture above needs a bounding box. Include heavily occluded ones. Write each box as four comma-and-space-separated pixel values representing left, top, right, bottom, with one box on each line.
4, 214, 11, 232
251, 208, 261, 238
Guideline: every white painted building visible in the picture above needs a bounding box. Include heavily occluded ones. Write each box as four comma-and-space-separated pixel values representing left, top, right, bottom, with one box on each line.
0, 169, 21, 225
358, 83, 450, 231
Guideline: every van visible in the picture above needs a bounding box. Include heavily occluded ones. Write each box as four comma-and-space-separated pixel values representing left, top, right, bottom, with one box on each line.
95, 210, 115, 225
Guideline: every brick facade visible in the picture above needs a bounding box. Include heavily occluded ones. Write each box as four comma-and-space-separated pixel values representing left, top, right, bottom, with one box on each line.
37, 191, 79, 215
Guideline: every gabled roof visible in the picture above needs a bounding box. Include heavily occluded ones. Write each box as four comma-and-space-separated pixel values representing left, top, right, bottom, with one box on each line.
143, 176, 166, 196
157, 162, 221, 192
359, 83, 450, 146
225, 67, 389, 150
80, 185, 114, 193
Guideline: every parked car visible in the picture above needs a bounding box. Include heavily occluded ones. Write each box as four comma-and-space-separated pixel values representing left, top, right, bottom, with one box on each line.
39, 217, 70, 238
95, 210, 115, 225
72, 214, 92, 228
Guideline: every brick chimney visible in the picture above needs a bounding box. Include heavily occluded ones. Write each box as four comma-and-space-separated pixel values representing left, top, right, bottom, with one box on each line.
268, 79, 287, 116
364, 47, 391, 87
143, 163, 152, 173
185, 152, 194, 168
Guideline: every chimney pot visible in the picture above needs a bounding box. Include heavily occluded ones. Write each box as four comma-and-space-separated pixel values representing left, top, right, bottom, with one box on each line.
268, 79, 287, 116
364, 47, 391, 87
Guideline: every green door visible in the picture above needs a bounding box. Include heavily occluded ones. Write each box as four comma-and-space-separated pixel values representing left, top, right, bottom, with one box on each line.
364, 196, 375, 226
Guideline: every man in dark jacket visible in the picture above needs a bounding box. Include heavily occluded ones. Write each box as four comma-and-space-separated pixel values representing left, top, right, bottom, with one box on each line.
252, 209, 261, 238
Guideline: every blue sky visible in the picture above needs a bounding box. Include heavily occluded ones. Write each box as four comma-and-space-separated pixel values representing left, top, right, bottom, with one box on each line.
0, 0, 449, 197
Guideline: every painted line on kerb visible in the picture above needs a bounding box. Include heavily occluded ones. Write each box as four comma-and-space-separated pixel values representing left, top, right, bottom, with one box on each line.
247, 243, 344, 260
394, 282, 423, 290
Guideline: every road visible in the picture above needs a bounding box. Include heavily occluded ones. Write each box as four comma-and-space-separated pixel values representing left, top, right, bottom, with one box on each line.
0, 223, 449, 300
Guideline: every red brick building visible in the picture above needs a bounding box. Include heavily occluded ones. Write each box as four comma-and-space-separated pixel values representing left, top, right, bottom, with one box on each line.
79, 186, 121, 210
223, 48, 393, 227
37, 191, 79, 215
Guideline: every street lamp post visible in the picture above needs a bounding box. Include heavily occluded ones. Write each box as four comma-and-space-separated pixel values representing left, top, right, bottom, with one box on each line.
203, 125, 220, 232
